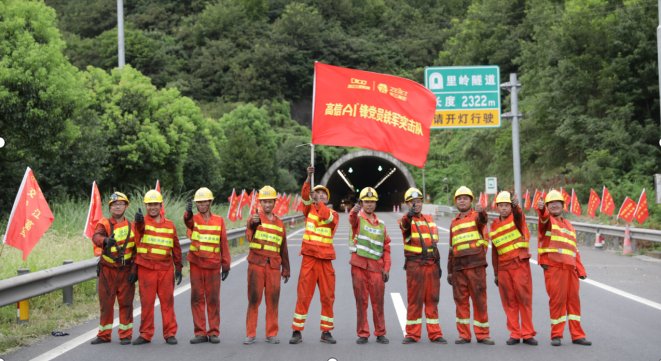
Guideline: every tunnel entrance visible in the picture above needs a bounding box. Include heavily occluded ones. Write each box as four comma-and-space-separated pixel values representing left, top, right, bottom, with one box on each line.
319, 150, 417, 212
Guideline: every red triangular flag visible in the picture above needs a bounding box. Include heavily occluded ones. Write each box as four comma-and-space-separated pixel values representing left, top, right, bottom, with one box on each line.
2, 167, 55, 260
83, 181, 104, 256
523, 189, 531, 210
633, 189, 649, 225
601, 186, 615, 216
617, 197, 637, 223
477, 192, 487, 209
249, 189, 259, 215
490, 193, 497, 210
235, 190, 246, 220
587, 188, 600, 218
227, 188, 238, 222
155, 179, 166, 217
296, 194, 306, 212
570, 189, 582, 216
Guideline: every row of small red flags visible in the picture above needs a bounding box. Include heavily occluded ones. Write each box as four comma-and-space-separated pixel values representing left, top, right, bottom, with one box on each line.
478, 186, 649, 224
225, 188, 304, 222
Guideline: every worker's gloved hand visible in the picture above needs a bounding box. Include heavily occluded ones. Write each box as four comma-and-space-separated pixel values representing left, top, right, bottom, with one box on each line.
437, 265, 442, 279
352, 203, 361, 214
251, 212, 261, 225
134, 208, 144, 223
104, 236, 116, 250
494, 276, 499, 287
174, 270, 182, 285
447, 274, 453, 286
221, 270, 229, 281
407, 208, 416, 219
540, 264, 548, 271
579, 275, 587, 280
186, 200, 193, 214
128, 272, 138, 284
382, 272, 389, 283
283, 276, 289, 284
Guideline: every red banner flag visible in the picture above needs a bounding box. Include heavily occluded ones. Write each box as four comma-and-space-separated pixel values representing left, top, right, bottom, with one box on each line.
235, 190, 246, 220
570, 189, 582, 216
83, 181, 104, 256
600, 186, 615, 216
2, 168, 55, 260
296, 194, 306, 212
155, 179, 166, 217
633, 189, 649, 225
561, 188, 571, 211
249, 190, 259, 215
531, 189, 541, 210
311, 62, 435, 168
523, 189, 531, 210
617, 197, 637, 223
227, 189, 239, 222
478, 192, 488, 209
587, 188, 600, 218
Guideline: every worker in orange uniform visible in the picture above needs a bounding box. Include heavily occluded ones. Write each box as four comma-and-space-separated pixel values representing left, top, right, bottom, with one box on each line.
349, 187, 391, 345
398, 187, 446, 345
289, 165, 339, 345
536, 190, 591, 347
244, 185, 290, 345
447, 186, 494, 345
90, 192, 137, 345
132, 189, 183, 345
489, 191, 537, 346
184, 187, 230, 345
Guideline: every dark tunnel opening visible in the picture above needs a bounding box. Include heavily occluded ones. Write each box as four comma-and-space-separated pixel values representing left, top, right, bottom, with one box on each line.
319, 151, 416, 212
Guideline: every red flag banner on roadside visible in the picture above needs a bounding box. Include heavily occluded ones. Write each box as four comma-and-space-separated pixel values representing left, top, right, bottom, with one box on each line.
633, 189, 649, 225
2, 167, 55, 260
227, 188, 238, 222
311, 62, 436, 168
587, 188, 600, 218
296, 194, 306, 212
83, 181, 104, 256
561, 188, 571, 211
617, 197, 637, 223
601, 186, 615, 216
570, 189, 582, 216
523, 189, 531, 210
478, 192, 488, 209
155, 179, 165, 217
531, 189, 542, 210
235, 189, 246, 220
249, 190, 259, 215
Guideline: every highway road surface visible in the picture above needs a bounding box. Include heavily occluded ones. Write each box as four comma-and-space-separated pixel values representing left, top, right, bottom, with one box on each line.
5, 208, 661, 361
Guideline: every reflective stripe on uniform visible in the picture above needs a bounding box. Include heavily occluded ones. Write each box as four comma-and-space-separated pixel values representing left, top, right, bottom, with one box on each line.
473, 320, 489, 328
118, 323, 133, 330
254, 230, 283, 245
406, 318, 422, 325
496, 242, 529, 255
144, 225, 174, 234
320, 315, 334, 323
568, 314, 581, 321
538, 248, 576, 257
249, 242, 279, 253
294, 313, 307, 320
98, 324, 113, 331
456, 318, 470, 324
426, 318, 439, 324
551, 316, 567, 325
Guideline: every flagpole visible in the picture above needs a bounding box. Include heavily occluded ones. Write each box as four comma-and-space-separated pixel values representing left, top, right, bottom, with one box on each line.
600, 186, 605, 213
83, 181, 96, 238
311, 143, 315, 188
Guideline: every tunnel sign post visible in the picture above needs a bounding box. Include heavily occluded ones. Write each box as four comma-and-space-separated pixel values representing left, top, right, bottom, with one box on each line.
424, 66, 501, 129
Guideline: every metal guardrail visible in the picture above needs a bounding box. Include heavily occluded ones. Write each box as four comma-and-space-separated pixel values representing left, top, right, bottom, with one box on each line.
0, 215, 304, 308
435, 205, 661, 242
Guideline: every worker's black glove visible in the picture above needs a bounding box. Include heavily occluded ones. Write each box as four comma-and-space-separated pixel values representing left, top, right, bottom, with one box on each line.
579, 275, 587, 280
283, 276, 289, 284
437, 264, 442, 279
104, 236, 116, 251
128, 272, 138, 284
407, 209, 415, 219
186, 200, 193, 215
134, 208, 144, 223
494, 276, 499, 287
540, 264, 548, 271
174, 270, 182, 285
382, 272, 389, 283
221, 270, 229, 281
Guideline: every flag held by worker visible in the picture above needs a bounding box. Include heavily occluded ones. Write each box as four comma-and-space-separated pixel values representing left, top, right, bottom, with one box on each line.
311, 62, 436, 168
600, 186, 615, 216
155, 179, 166, 217
633, 189, 649, 225
227, 188, 239, 222
570, 189, 582, 216
2, 167, 55, 260
83, 181, 104, 256
587, 188, 600, 218
523, 189, 531, 210
531, 189, 544, 209
617, 197, 637, 223
561, 188, 571, 212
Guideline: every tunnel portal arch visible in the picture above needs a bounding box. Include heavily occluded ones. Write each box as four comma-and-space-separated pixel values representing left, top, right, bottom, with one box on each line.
319, 150, 416, 212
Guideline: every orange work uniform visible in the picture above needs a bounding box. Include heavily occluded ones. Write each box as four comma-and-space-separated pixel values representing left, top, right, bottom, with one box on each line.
399, 213, 443, 341
245, 213, 290, 338
489, 204, 536, 340
134, 215, 182, 342
92, 217, 137, 341
448, 209, 491, 341
537, 207, 587, 341
349, 210, 391, 338
184, 212, 231, 339
291, 181, 339, 332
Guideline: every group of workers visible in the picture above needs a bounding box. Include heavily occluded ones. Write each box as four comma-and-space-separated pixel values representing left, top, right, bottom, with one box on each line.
89, 165, 591, 348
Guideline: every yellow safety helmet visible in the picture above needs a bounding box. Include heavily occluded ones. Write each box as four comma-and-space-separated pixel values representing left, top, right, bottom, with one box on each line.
143, 189, 163, 204
108, 191, 129, 206
194, 187, 214, 202
454, 186, 474, 200
404, 187, 423, 202
359, 187, 378, 201
545, 189, 564, 204
258, 185, 277, 200
495, 191, 511, 204
313, 185, 330, 199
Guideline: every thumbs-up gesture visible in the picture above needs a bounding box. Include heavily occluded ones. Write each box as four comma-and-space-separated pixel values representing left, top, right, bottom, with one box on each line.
135, 208, 144, 223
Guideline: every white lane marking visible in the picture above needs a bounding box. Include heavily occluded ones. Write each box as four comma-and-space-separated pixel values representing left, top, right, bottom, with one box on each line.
437, 226, 450, 232
528, 258, 661, 311
31, 228, 305, 361
390, 293, 407, 336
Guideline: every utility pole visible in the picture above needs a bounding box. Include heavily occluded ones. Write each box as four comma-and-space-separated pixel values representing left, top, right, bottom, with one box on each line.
501, 73, 522, 205
117, 0, 125, 68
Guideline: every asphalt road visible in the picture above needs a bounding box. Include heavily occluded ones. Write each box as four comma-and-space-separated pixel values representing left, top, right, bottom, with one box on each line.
5, 209, 661, 361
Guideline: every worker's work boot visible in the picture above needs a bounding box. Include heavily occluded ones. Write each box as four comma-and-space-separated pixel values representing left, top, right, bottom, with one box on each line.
166, 336, 178, 345
132, 336, 150, 345
190, 335, 208, 344
243, 336, 256, 345
208, 335, 220, 344
431, 337, 448, 344
376, 336, 389, 344
119, 338, 131, 345
320, 331, 336, 344
289, 331, 302, 344
401, 337, 417, 344
455, 338, 470, 344
477, 338, 495, 345
523, 338, 538, 346
90, 337, 110, 345
356, 337, 368, 344
551, 338, 562, 346
265, 336, 280, 344
506, 338, 520, 345
572, 338, 592, 346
